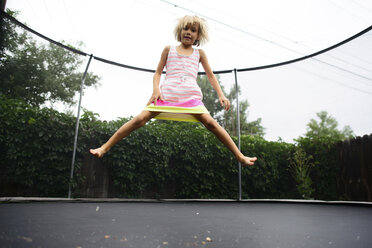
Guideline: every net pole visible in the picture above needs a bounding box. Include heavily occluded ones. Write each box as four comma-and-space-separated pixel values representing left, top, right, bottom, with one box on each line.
234, 68, 242, 201
68, 54, 93, 199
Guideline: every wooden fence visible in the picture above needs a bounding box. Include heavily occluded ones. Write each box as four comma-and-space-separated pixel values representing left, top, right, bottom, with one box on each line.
338, 134, 372, 202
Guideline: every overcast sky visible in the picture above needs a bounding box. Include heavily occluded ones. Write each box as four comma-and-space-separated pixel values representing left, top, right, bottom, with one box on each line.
6, 0, 372, 142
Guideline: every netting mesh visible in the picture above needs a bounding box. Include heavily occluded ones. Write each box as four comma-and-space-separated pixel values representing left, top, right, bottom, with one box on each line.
83, 59, 155, 120
1, 7, 372, 198
238, 29, 372, 141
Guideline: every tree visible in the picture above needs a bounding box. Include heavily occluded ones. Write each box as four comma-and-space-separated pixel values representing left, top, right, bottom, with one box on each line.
197, 75, 265, 137
296, 111, 354, 200
305, 111, 354, 141
288, 147, 315, 199
223, 84, 265, 137
0, 10, 100, 107
197, 75, 222, 122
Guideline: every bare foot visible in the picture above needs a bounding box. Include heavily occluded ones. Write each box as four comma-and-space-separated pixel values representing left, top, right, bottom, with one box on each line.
90, 147, 105, 158
239, 156, 257, 167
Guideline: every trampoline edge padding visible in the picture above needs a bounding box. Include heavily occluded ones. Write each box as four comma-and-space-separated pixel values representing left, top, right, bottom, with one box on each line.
0, 197, 371, 206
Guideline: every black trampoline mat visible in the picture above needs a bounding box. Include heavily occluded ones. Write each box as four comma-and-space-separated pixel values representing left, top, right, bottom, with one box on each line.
0, 201, 371, 248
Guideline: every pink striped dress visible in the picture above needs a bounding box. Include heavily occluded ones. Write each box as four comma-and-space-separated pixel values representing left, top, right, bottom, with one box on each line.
144, 46, 209, 122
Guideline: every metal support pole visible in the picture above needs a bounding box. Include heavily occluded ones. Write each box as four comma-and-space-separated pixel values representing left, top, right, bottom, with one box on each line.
234, 68, 242, 201
68, 54, 93, 198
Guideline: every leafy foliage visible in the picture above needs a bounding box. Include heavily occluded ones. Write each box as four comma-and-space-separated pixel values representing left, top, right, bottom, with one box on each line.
0, 10, 100, 107
0, 95, 294, 198
240, 137, 296, 199
296, 136, 339, 200
197, 75, 265, 137
223, 84, 265, 136
305, 111, 354, 140
288, 147, 314, 199
0, 97, 352, 200
0, 94, 83, 196
197, 75, 222, 121
296, 111, 354, 200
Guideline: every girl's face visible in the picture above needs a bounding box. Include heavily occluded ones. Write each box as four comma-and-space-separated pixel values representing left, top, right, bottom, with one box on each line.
180, 23, 199, 46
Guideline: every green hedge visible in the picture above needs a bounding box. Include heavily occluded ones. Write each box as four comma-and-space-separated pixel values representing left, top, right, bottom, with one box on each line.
0, 96, 82, 196
296, 136, 340, 200
0, 95, 339, 199
85, 116, 297, 199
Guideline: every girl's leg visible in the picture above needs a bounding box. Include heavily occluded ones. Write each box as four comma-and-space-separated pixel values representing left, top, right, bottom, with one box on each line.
194, 113, 257, 166
90, 110, 159, 158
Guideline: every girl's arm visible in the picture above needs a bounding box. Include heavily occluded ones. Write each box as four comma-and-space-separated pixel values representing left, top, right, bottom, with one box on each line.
147, 46, 170, 106
199, 49, 231, 111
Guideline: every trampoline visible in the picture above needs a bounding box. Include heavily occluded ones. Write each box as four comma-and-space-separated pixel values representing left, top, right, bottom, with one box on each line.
0, 198, 371, 248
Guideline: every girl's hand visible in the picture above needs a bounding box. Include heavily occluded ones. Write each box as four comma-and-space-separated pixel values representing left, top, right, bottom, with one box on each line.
147, 90, 164, 106
219, 95, 231, 111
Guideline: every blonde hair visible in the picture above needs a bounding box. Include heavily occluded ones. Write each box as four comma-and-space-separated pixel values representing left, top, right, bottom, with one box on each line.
174, 15, 209, 46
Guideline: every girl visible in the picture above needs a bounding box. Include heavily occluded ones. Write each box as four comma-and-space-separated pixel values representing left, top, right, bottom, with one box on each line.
90, 15, 257, 166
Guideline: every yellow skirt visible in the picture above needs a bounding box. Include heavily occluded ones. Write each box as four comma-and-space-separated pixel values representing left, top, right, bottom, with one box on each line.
144, 99, 209, 122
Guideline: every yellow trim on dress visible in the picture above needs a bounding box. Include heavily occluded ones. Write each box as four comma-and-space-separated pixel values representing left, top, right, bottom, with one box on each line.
144, 104, 209, 122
